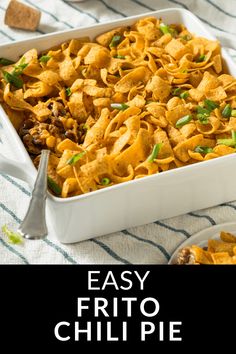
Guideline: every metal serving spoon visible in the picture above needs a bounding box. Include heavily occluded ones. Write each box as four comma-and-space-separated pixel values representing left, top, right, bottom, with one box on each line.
18, 149, 50, 240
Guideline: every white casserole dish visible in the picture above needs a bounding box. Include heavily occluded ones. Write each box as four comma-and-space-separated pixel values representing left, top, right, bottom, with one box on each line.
1, 8, 236, 243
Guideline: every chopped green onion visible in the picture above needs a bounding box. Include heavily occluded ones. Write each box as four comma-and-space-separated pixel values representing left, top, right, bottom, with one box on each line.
65, 87, 72, 97
67, 151, 86, 165
114, 55, 126, 59
172, 88, 189, 98
181, 34, 192, 41
110, 103, 129, 110
109, 35, 122, 48
146, 100, 154, 104
0, 58, 15, 66
172, 87, 182, 96
180, 91, 189, 99
232, 130, 236, 142
222, 104, 232, 118
101, 177, 111, 186
196, 106, 210, 115
159, 23, 171, 35
217, 138, 235, 147
1, 225, 23, 245
217, 130, 236, 147
2, 70, 24, 89
147, 143, 162, 162
197, 114, 209, 125
159, 23, 178, 36
14, 63, 28, 74
47, 177, 62, 196
2, 57, 28, 88
194, 146, 213, 154
196, 106, 210, 124
204, 99, 219, 111
181, 69, 188, 73
13, 57, 28, 75
231, 109, 236, 117
176, 115, 193, 128
196, 54, 206, 62
39, 55, 51, 63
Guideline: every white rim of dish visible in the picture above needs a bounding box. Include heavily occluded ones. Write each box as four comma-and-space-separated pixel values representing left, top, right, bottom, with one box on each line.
168, 221, 236, 264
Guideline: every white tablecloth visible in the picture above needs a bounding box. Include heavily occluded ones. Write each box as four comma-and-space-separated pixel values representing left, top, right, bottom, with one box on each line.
1, 0, 236, 264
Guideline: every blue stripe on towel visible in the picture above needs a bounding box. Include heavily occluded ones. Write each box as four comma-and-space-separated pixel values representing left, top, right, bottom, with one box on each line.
122, 230, 170, 260
0, 174, 31, 197
61, 0, 99, 23
154, 220, 191, 238
91, 238, 131, 264
188, 212, 216, 225
205, 0, 236, 19
0, 177, 125, 264
0, 238, 29, 264
0, 202, 78, 264
24, 0, 74, 28
100, 1, 126, 17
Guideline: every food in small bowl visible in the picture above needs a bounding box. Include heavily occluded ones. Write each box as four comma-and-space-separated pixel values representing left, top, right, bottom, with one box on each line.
176, 231, 236, 264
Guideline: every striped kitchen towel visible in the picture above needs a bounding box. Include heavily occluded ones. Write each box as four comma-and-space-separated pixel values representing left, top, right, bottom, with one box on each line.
1, 0, 236, 264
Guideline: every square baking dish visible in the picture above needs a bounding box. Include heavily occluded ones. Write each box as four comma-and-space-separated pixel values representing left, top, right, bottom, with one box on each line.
1, 7, 236, 243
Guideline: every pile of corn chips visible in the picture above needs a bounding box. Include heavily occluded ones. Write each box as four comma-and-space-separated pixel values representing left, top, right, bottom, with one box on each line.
1, 17, 236, 197
177, 231, 236, 264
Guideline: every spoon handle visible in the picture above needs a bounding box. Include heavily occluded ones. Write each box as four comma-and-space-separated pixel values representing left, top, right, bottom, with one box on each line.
18, 150, 50, 240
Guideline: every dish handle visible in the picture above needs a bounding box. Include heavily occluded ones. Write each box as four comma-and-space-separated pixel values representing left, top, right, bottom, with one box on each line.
0, 153, 34, 185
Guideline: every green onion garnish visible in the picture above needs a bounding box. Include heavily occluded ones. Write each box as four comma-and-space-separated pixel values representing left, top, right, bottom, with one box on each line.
231, 109, 236, 117
147, 143, 162, 163
159, 23, 178, 36
110, 103, 129, 110
180, 91, 189, 99
47, 177, 62, 196
196, 100, 221, 124
13, 57, 28, 75
217, 138, 235, 147
181, 34, 192, 41
1, 225, 23, 245
67, 151, 86, 165
172, 87, 182, 96
109, 35, 122, 48
159, 23, 171, 35
114, 55, 126, 59
222, 104, 232, 118
194, 146, 213, 154
204, 99, 219, 111
39, 55, 51, 63
197, 114, 209, 124
176, 115, 193, 128
232, 130, 236, 142
172, 88, 189, 98
101, 177, 111, 186
0, 58, 15, 66
2, 57, 28, 88
14, 63, 28, 74
65, 87, 72, 97
196, 106, 210, 115
2, 70, 24, 89
196, 106, 210, 124
196, 54, 206, 62
217, 130, 236, 147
